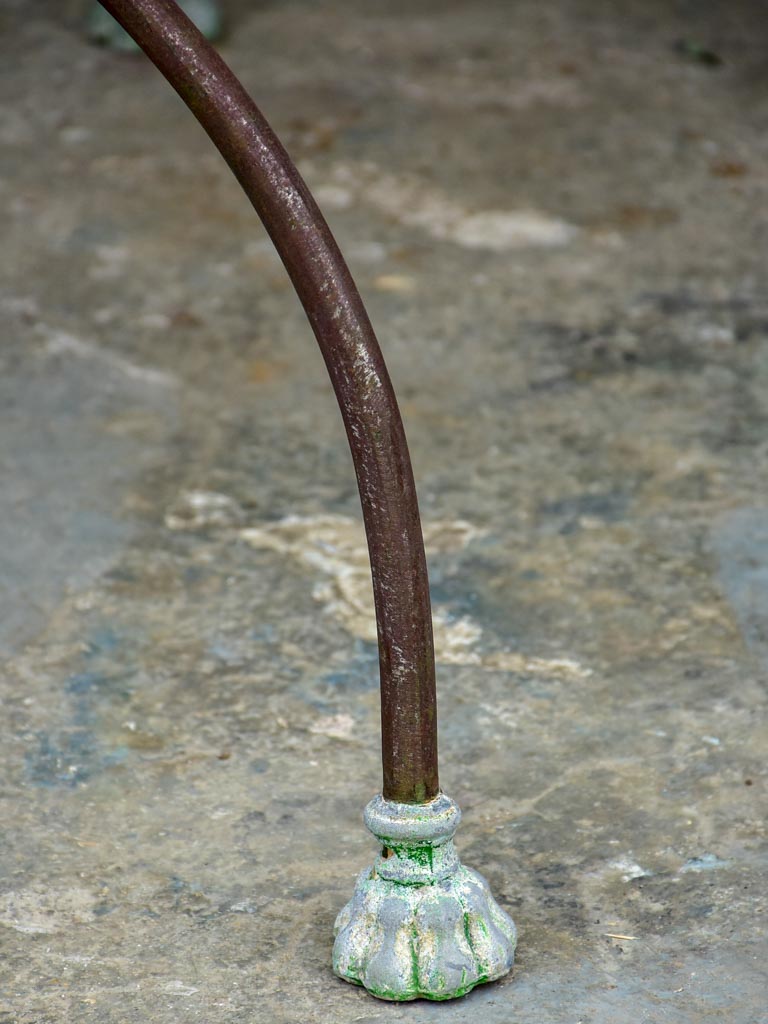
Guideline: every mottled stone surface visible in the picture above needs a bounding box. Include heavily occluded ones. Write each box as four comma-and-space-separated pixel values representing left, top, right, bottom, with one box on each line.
1, 1, 766, 1021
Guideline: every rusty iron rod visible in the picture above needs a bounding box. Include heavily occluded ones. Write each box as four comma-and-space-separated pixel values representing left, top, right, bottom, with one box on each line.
97, 0, 438, 804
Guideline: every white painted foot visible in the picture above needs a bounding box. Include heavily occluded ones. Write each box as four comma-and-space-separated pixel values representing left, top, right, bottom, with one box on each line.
333, 793, 516, 1001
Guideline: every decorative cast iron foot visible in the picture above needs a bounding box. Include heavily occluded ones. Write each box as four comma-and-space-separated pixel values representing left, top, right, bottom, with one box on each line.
333, 793, 516, 1001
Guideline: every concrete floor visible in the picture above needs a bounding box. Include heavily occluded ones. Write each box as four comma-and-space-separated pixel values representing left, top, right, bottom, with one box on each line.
1, 1, 767, 1021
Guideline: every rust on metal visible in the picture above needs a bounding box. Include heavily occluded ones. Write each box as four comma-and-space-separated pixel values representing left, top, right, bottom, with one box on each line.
97, 0, 438, 803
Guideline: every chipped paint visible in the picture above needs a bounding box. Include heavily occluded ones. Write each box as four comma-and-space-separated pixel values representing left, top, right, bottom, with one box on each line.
308, 712, 356, 740
164, 490, 245, 530
0, 887, 98, 934
312, 162, 577, 251
241, 514, 590, 677
40, 327, 178, 389
608, 857, 653, 882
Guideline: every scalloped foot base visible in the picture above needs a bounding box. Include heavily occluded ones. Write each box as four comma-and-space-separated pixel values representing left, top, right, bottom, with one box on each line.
333, 794, 516, 1001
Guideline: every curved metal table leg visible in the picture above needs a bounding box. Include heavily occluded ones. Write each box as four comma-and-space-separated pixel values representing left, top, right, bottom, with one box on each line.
96, 0, 516, 999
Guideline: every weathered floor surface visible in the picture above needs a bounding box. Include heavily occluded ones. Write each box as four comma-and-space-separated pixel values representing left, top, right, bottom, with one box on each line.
1, 1, 766, 1021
